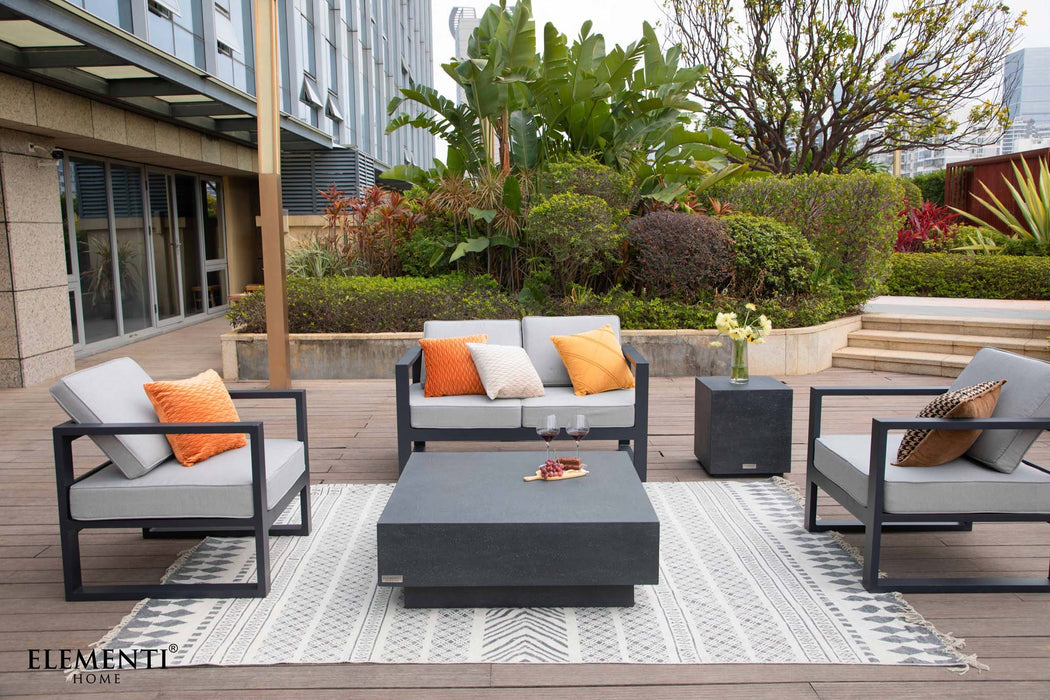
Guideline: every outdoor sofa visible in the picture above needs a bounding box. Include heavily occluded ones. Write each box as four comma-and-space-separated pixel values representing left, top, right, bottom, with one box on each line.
395, 315, 650, 480
806, 347, 1050, 593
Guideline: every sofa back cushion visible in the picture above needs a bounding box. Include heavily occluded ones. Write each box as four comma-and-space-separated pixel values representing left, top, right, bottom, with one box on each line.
522, 315, 621, 386
50, 357, 173, 479
950, 348, 1050, 473
421, 320, 521, 383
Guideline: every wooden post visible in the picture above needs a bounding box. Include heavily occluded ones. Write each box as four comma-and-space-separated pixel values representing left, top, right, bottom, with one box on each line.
254, 0, 291, 389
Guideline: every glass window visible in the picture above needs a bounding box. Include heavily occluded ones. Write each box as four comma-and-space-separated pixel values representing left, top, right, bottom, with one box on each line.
82, 0, 134, 32
69, 291, 79, 345
174, 175, 204, 316
206, 269, 228, 309
110, 165, 151, 334
200, 179, 225, 260
147, 173, 181, 322
302, 3, 317, 77
70, 158, 119, 345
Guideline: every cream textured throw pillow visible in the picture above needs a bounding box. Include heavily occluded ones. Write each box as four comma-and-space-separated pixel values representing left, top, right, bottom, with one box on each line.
466, 343, 546, 400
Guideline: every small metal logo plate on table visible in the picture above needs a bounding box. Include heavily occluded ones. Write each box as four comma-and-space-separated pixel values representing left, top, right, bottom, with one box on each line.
381, 574, 403, 584
742, 463, 757, 470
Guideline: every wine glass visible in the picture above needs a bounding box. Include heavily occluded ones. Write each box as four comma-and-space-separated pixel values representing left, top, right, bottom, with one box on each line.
567, 414, 590, 465
536, 414, 560, 463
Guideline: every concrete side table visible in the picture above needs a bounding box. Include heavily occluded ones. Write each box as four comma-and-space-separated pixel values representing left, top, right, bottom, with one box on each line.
693, 376, 793, 476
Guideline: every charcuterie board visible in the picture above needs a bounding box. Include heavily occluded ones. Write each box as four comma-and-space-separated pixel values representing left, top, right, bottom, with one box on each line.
523, 468, 589, 482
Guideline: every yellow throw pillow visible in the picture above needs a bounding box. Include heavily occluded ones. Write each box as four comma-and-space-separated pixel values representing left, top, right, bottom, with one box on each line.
143, 369, 247, 467
549, 324, 636, 396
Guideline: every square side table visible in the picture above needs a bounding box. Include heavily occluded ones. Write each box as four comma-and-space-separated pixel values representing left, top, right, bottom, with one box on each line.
693, 376, 793, 476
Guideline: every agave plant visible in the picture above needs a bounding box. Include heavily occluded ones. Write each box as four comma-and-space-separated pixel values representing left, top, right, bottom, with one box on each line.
950, 157, 1050, 249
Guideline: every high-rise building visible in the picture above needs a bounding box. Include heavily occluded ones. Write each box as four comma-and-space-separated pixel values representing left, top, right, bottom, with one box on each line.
0, 0, 434, 384
1002, 47, 1050, 154
448, 6, 478, 104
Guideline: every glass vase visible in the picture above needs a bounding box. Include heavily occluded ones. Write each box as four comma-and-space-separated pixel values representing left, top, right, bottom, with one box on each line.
730, 337, 749, 385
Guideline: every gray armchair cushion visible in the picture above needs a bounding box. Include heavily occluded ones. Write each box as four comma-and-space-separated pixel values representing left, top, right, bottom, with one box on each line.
408, 383, 522, 428
950, 348, 1050, 473
69, 438, 305, 520
814, 433, 1050, 514
521, 315, 621, 386
522, 386, 635, 428
50, 357, 172, 479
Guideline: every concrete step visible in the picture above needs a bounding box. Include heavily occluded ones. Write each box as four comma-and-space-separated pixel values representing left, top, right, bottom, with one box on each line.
831, 347, 971, 377
860, 313, 1050, 340
846, 329, 1050, 361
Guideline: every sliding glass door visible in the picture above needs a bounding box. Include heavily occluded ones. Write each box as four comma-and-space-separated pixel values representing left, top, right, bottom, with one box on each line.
60, 153, 230, 351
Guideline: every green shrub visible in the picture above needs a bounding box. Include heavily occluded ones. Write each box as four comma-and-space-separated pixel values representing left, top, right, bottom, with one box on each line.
910, 169, 946, 205
550, 284, 849, 330
730, 171, 906, 307
397, 214, 461, 277
541, 154, 636, 210
723, 214, 817, 298
886, 253, 1050, 299
900, 178, 923, 207
286, 233, 351, 279
626, 211, 733, 301
227, 275, 523, 333
951, 225, 1048, 256
524, 192, 627, 296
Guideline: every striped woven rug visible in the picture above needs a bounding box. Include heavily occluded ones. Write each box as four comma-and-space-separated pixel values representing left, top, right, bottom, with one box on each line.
94, 481, 964, 667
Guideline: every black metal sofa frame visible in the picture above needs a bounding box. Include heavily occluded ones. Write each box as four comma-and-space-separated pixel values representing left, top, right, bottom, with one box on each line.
806, 385, 1050, 594
395, 345, 650, 481
53, 389, 312, 601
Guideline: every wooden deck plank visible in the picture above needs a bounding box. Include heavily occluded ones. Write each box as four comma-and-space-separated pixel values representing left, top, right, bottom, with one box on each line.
0, 317, 1047, 695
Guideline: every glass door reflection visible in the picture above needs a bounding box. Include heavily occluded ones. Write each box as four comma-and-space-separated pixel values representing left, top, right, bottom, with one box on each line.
174, 174, 204, 316
147, 172, 182, 324
111, 165, 150, 334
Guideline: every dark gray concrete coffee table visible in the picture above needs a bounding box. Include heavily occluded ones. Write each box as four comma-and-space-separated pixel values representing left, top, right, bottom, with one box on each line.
376, 450, 660, 608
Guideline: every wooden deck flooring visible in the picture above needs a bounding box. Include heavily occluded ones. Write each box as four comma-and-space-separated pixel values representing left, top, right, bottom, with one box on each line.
2, 318, 1048, 698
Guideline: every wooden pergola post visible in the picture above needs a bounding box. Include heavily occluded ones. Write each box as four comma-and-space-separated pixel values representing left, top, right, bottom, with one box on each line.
254, 0, 291, 389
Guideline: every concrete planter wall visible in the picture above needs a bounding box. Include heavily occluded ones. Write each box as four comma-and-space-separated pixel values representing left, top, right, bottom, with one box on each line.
222, 315, 861, 380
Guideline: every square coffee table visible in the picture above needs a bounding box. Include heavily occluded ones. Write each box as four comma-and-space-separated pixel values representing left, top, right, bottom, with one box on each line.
376, 450, 660, 608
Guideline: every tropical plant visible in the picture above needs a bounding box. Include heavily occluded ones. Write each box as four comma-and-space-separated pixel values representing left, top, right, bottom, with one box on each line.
286, 233, 352, 279
81, 237, 142, 308
319, 185, 424, 277
895, 202, 960, 253
950, 157, 1050, 250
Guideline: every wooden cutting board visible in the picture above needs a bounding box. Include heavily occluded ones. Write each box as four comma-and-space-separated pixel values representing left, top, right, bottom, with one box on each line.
523, 468, 589, 482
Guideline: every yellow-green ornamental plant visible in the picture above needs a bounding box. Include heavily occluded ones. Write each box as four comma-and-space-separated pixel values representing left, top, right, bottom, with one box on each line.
951, 157, 1050, 249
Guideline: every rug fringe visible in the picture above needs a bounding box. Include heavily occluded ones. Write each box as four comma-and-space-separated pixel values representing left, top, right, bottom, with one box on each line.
771, 476, 984, 674
65, 541, 205, 683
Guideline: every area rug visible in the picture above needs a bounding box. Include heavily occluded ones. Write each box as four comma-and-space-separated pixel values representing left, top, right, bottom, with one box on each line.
93, 481, 967, 667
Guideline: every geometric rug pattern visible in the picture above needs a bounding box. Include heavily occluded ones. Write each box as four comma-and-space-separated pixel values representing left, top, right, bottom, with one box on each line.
96, 481, 961, 667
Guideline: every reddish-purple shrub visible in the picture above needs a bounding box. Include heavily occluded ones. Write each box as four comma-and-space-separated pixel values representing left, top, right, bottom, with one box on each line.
626, 211, 733, 300
895, 202, 960, 253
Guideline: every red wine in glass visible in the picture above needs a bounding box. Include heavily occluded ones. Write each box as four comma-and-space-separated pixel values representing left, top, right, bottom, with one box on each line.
537, 414, 560, 462
567, 414, 590, 464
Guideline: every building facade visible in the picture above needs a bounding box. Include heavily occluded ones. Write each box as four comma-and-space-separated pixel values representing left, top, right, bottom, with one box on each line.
447, 6, 476, 104
1002, 47, 1050, 155
0, 0, 433, 386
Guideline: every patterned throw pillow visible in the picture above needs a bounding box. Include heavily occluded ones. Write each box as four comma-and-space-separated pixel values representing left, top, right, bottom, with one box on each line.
549, 324, 636, 397
894, 380, 1006, 467
143, 369, 247, 467
418, 334, 488, 397
466, 343, 545, 400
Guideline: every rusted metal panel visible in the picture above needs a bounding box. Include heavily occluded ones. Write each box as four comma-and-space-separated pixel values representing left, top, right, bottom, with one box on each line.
945, 147, 1050, 233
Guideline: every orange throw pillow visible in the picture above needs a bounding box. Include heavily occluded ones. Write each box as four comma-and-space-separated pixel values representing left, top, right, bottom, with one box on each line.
419, 334, 488, 397
550, 324, 636, 396
143, 369, 247, 466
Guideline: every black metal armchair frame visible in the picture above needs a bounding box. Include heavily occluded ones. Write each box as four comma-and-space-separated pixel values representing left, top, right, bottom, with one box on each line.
53, 389, 312, 601
395, 345, 650, 481
806, 385, 1050, 593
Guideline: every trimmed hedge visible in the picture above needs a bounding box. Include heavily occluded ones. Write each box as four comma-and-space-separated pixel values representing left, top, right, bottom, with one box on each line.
723, 214, 817, 298
730, 172, 907, 307
227, 275, 521, 333
228, 275, 853, 333
886, 253, 1050, 300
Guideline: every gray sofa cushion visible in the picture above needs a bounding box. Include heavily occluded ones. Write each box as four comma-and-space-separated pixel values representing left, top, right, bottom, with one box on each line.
69, 438, 305, 520
814, 433, 1050, 514
50, 357, 172, 479
521, 315, 621, 386
409, 383, 522, 428
522, 386, 635, 428
950, 348, 1050, 473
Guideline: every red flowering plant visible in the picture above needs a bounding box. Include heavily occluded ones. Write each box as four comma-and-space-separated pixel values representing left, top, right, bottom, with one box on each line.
895, 201, 960, 253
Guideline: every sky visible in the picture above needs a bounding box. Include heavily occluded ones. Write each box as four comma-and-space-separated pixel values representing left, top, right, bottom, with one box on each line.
427, 0, 1050, 101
